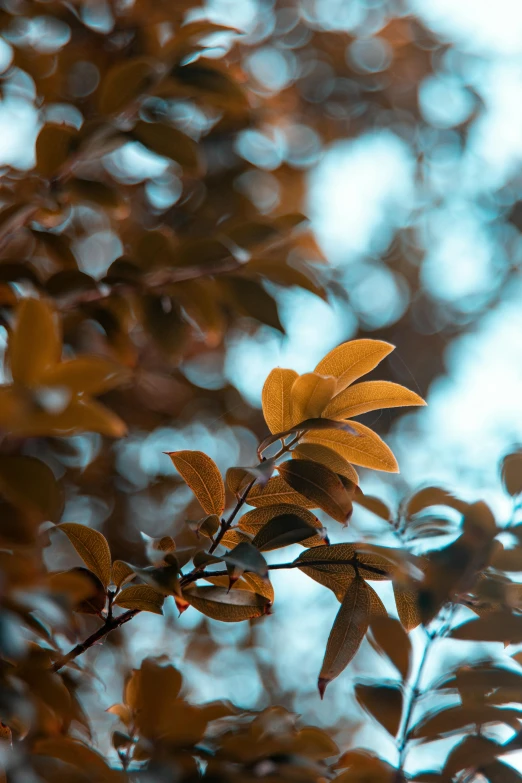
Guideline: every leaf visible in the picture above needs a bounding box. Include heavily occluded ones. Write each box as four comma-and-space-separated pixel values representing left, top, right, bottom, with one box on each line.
33, 738, 122, 782
114, 585, 164, 614
292, 726, 339, 760
368, 584, 388, 618
353, 546, 393, 580
183, 585, 270, 621
132, 121, 199, 169
204, 571, 274, 603
258, 418, 357, 456
247, 476, 316, 509
261, 368, 299, 435
318, 575, 370, 696
354, 494, 392, 521
35, 124, 77, 178
111, 560, 136, 589
290, 372, 336, 424
450, 610, 522, 642
355, 683, 403, 736
221, 542, 268, 577
278, 460, 354, 524
502, 452, 522, 497
9, 298, 61, 386
370, 616, 412, 681
239, 503, 326, 548
323, 380, 425, 420
48, 567, 106, 614
482, 760, 522, 783
443, 736, 501, 778
303, 421, 399, 473
296, 544, 356, 601
226, 467, 252, 497
315, 340, 394, 393
410, 704, 521, 740
405, 486, 468, 517
98, 57, 154, 115
393, 583, 421, 631
293, 443, 359, 484
167, 450, 225, 516
251, 514, 320, 552
221, 277, 283, 332
41, 356, 130, 396
334, 750, 395, 782
220, 529, 252, 548
56, 523, 112, 588
0, 454, 63, 523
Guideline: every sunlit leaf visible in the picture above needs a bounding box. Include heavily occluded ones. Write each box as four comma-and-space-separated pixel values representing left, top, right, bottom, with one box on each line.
315, 340, 394, 393
293, 443, 359, 484
251, 513, 320, 552
247, 476, 316, 509
114, 585, 164, 614
355, 682, 403, 736
56, 523, 112, 588
323, 380, 425, 420
278, 459, 354, 524
318, 575, 370, 697
183, 585, 270, 621
296, 544, 356, 601
9, 297, 61, 386
167, 450, 225, 516
261, 368, 298, 434
303, 421, 399, 473
258, 417, 357, 456
111, 560, 136, 589
290, 372, 336, 424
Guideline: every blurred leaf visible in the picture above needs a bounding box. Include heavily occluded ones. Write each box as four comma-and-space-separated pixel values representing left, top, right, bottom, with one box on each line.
258, 417, 357, 455
355, 683, 403, 736
278, 459, 354, 524
323, 380, 425, 420
443, 735, 501, 778
247, 476, 316, 509
221, 277, 283, 332
0, 454, 63, 523
251, 514, 320, 552
56, 523, 112, 588
183, 585, 270, 621
303, 421, 399, 473
9, 297, 60, 386
222, 542, 268, 577
98, 57, 154, 114
132, 121, 199, 169
171, 61, 248, 112
48, 567, 106, 615
65, 179, 128, 217
292, 726, 338, 759
41, 356, 130, 396
204, 571, 274, 602
290, 372, 336, 424
315, 340, 394, 393
354, 493, 392, 521
502, 452, 522, 497
293, 443, 360, 484
318, 575, 370, 697
451, 610, 522, 642
239, 503, 327, 548
393, 583, 421, 631
405, 486, 469, 517
114, 585, 164, 614
482, 760, 522, 782
410, 704, 521, 740
167, 450, 225, 516
35, 124, 77, 178
33, 737, 123, 782
111, 560, 136, 589
370, 616, 411, 680
262, 367, 298, 435
334, 750, 395, 782
45, 270, 98, 297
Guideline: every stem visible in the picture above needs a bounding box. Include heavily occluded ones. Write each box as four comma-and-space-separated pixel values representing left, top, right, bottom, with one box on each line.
51, 609, 139, 673
208, 478, 256, 555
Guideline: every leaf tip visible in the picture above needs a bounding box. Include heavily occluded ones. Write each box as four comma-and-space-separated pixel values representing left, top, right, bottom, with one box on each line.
318, 677, 329, 699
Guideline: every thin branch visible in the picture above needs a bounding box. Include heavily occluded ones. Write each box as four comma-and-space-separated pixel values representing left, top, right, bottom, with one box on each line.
207, 478, 256, 556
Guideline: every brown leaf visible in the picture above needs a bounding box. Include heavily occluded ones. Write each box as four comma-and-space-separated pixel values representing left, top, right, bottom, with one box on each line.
262, 368, 298, 434
393, 583, 421, 631
48, 567, 106, 615
355, 683, 403, 736
9, 297, 61, 386
167, 450, 225, 516
293, 443, 359, 484
303, 421, 399, 473
315, 339, 394, 393
41, 356, 130, 396
296, 544, 356, 601
247, 476, 316, 508
278, 460, 354, 524
35, 124, 77, 178
98, 57, 154, 115
251, 514, 320, 552
323, 380, 425, 420
239, 503, 326, 548
114, 585, 164, 614
183, 585, 270, 621
410, 704, 521, 740
132, 121, 199, 169
451, 610, 522, 642
370, 616, 412, 681
258, 417, 357, 457
111, 560, 136, 589
0, 454, 63, 523
318, 575, 370, 696
290, 372, 336, 424
33, 737, 122, 782
502, 452, 522, 497
56, 523, 112, 588
405, 486, 468, 517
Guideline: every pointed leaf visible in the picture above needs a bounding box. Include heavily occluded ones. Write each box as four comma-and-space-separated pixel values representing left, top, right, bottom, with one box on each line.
239, 503, 327, 548
167, 450, 225, 516
318, 575, 370, 696
355, 683, 403, 736
323, 380, 425, 420
303, 421, 399, 473
293, 443, 359, 484
368, 584, 388, 618
296, 544, 356, 601
183, 585, 270, 621
9, 298, 61, 386
290, 372, 336, 425
251, 514, 320, 552
221, 542, 268, 577
258, 417, 357, 457
204, 571, 274, 603
247, 476, 316, 509
393, 583, 421, 631
56, 523, 111, 588
114, 585, 164, 614
315, 339, 394, 392
262, 368, 298, 434
278, 460, 354, 524
370, 616, 411, 681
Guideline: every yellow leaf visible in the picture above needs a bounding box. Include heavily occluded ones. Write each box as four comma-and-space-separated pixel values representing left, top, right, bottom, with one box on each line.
277, 460, 354, 524
289, 372, 336, 425
1, 397, 127, 439
221, 529, 252, 548
167, 450, 225, 516
9, 298, 61, 386
183, 585, 270, 621
318, 575, 370, 696
247, 476, 316, 509
98, 57, 154, 115
262, 368, 298, 434
315, 339, 394, 393
114, 585, 164, 614
393, 583, 421, 631
292, 443, 359, 484
239, 503, 326, 548
226, 466, 252, 497
367, 584, 388, 617
323, 380, 426, 420
303, 420, 399, 473
57, 522, 112, 588
41, 356, 130, 396
111, 560, 136, 589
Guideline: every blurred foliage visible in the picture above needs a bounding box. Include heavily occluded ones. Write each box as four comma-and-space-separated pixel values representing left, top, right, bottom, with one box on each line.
2, 1, 522, 782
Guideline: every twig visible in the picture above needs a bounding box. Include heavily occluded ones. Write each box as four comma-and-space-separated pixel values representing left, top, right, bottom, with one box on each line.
208, 478, 256, 555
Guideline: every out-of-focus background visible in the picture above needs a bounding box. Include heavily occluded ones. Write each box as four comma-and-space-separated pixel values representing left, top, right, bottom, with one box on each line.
2, 0, 522, 769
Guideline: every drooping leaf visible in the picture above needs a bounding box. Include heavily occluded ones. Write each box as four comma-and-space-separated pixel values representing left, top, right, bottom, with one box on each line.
247, 476, 316, 509
355, 682, 403, 736
292, 443, 359, 484
221, 542, 268, 577
183, 585, 270, 621
9, 297, 61, 386
354, 493, 392, 521
323, 380, 425, 420
370, 616, 411, 681
251, 514, 320, 552
393, 583, 421, 631
114, 585, 164, 614
368, 584, 388, 618
239, 503, 326, 548
132, 121, 199, 169
296, 544, 356, 601
111, 560, 136, 589
98, 57, 154, 115
56, 523, 112, 588
278, 460, 354, 524
303, 421, 399, 473
167, 450, 225, 516
315, 340, 394, 393
318, 575, 370, 696
261, 368, 298, 434
290, 372, 336, 425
